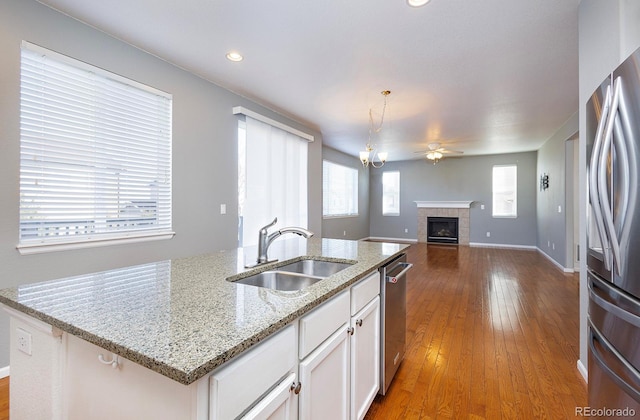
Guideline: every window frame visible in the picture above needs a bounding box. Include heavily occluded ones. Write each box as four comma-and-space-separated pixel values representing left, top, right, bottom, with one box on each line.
492, 164, 518, 218
17, 42, 174, 254
382, 171, 400, 216
322, 160, 359, 219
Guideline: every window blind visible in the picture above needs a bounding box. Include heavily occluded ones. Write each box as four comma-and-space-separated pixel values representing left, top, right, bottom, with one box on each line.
382, 171, 400, 215
239, 116, 308, 247
18, 42, 173, 251
492, 165, 517, 217
322, 160, 358, 217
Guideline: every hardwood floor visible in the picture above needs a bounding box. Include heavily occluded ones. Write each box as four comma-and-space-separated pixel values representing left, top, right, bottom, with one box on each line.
0, 244, 586, 419
365, 243, 587, 420
0, 377, 7, 420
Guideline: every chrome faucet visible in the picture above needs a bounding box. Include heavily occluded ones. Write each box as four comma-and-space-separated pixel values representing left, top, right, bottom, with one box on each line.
249, 217, 314, 267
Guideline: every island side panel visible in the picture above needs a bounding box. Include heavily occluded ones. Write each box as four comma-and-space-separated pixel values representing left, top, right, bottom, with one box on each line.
64, 333, 202, 419
9, 312, 64, 420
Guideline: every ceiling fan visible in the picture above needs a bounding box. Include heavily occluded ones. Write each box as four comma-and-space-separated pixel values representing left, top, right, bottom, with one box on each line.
415, 143, 464, 163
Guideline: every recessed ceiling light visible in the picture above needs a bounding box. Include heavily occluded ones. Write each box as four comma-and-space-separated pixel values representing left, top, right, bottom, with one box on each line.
226, 51, 243, 62
407, 0, 431, 7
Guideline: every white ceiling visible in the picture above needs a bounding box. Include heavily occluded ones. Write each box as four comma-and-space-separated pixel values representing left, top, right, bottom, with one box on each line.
38, 0, 580, 162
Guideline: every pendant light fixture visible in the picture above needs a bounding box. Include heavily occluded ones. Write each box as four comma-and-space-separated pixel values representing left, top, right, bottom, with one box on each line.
360, 90, 390, 168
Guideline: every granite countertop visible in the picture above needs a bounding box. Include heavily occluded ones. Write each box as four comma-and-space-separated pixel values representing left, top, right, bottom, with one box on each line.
0, 238, 409, 385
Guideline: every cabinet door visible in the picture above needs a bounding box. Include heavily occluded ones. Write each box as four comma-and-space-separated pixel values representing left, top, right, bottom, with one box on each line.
298, 324, 350, 420
350, 296, 380, 420
240, 373, 297, 420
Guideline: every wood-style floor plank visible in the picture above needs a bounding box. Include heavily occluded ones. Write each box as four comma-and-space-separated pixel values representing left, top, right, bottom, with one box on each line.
365, 243, 587, 420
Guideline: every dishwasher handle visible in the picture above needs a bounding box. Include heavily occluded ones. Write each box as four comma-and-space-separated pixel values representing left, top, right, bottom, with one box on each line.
386, 262, 413, 283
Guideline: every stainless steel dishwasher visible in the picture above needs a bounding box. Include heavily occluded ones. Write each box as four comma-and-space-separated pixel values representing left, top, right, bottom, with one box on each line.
379, 253, 413, 395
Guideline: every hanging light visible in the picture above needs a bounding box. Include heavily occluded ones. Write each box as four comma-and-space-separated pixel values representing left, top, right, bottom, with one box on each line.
360, 90, 390, 168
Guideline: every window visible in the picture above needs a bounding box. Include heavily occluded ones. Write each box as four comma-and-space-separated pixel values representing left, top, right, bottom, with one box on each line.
238, 116, 308, 247
382, 171, 400, 216
323, 161, 358, 217
18, 42, 173, 253
492, 165, 517, 217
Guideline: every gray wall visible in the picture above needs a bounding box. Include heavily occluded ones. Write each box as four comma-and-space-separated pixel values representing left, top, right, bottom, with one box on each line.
321, 147, 370, 240
536, 113, 578, 269
369, 152, 538, 247
0, 0, 323, 367
578, 0, 640, 376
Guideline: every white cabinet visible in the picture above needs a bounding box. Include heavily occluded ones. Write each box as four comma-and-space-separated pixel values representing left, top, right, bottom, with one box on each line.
240, 372, 297, 420
210, 324, 296, 420
350, 296, 380, 420
298, 325, 350, 420
296, 271, 381, 420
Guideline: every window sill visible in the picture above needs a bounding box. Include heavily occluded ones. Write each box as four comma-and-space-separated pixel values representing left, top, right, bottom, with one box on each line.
16, 231, 175, 255
323, 215, 360, 220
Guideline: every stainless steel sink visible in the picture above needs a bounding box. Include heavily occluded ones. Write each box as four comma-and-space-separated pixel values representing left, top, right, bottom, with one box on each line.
232, 271, 323, 291
229, 258, 354, 291
277, 259, 353, 277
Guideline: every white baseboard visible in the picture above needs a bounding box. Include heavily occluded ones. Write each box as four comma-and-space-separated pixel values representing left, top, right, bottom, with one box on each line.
0, 366, 9, 379
577, 359, 588, 384
364, 236, 418, 243
537, 247, 574, 273
469, 242, 537, 251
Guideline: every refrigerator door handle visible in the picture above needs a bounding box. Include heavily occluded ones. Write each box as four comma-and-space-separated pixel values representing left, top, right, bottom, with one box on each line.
614, 83, 638, 268
598, 77, 623, 275
589, 320, 640, 403
589, 273, 640, 329
589, 84, 613, 271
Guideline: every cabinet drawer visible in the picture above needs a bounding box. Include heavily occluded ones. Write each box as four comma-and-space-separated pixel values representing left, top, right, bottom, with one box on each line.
299, 290, 349, 359
210, 324, 296, 420
350, 271, 380, 315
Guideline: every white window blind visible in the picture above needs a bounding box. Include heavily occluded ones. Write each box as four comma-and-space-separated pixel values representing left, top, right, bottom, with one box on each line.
382, 171, 400, 216
492, 165, 517, 218
239, 116, 308, 247
323, 160, 358, 217
18, 42, 173, 252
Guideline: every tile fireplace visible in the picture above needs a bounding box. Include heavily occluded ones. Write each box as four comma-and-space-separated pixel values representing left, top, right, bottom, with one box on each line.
415, 201, 472, 245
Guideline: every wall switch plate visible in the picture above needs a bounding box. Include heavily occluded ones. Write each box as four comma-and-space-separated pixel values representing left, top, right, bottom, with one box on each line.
481, 204, 485, 210
343, 231, 346, 236
220, 204, 226, 215
16, 328, 32, 356
558, 205, 562, 213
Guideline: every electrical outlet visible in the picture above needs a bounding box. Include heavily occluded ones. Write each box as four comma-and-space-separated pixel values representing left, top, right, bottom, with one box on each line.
552, 243, 555, 250
486, 232, 490, 237
404, 228, 408, 233
343, 230, 346, 236
16, 328, 32, 356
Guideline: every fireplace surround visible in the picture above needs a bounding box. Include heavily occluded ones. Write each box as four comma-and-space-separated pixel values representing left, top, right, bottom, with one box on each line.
415, 201, 472, 245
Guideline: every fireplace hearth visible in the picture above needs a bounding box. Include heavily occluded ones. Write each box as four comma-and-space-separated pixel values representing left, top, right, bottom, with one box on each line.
427, 217, 459, 244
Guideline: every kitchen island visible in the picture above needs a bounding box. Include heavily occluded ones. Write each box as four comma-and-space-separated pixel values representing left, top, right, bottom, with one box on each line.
0, 237, 409, 419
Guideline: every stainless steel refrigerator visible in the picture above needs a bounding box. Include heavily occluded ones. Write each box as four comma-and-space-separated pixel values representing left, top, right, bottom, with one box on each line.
587, 46, 640, 413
